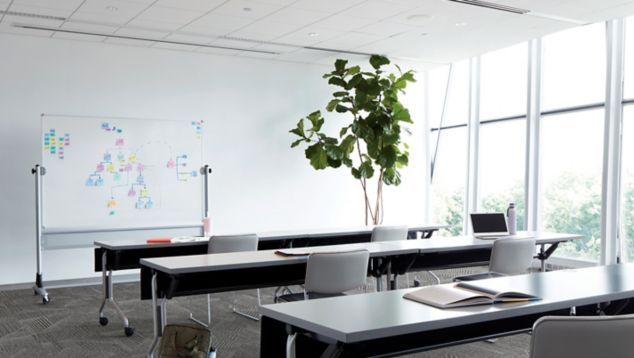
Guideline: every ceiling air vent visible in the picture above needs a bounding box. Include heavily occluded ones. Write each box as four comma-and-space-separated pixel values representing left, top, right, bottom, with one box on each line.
0, 10, 67, 21
447, 0, 529, 15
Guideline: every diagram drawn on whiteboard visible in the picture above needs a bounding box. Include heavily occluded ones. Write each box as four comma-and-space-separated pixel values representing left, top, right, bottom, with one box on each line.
84, 121, 200, 216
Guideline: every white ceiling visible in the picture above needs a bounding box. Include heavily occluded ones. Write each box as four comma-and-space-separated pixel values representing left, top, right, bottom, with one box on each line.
2, 0, 634, 69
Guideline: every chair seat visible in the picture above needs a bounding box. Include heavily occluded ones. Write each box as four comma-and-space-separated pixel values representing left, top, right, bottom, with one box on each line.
276, 292, 345, 303
453, 272, 506, 282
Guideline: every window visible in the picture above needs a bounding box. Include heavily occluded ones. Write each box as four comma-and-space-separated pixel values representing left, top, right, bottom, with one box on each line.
478, 42, 528, 228
540, 109, 604, 261
541, 23, 606, 111
478, 119, 526, 229
620, 106, 634, 262
429, 61, 470, 235
480, 42, 528, 120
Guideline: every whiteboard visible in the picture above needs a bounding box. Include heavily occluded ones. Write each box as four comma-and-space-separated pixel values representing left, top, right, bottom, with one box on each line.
41, 114, 204, 232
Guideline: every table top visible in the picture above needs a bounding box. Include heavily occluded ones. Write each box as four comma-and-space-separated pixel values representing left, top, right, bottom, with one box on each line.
139, 241, 419, 274
259, 263, 634, 344
138, 232, 581, 275
94, 224, 447, 250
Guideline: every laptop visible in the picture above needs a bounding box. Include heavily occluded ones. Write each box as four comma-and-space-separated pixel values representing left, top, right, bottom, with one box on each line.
470, 213, 510, 239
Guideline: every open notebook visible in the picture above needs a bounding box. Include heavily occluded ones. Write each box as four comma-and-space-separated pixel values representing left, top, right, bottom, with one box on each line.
403, 282, 539, 308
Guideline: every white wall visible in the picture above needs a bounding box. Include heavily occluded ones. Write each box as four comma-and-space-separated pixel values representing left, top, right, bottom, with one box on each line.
0, 34, 426, 285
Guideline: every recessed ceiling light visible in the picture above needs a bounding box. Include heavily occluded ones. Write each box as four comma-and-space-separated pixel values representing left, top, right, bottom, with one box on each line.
406, 14, 432, 23
455, 22, 468, 27
308, 32, 319, 37
105, 5, 118, 12
243, 7, 252, 12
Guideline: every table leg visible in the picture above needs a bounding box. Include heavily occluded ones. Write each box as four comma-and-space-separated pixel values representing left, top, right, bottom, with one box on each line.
98, 251, 134, 336
148, 272, 166, 358
540, 244, 546, 272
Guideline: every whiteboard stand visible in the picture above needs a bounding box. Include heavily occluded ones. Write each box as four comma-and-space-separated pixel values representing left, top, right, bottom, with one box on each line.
32, 165, 50, 304
201, 164, 212, 219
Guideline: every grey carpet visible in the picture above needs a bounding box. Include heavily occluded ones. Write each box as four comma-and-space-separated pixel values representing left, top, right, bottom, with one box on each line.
0, 267, 531, 358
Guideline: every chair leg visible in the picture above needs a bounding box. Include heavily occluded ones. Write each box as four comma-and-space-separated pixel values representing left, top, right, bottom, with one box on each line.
232, 289, 261, 321
428, 271, 441, 284
189, 294, 211, 328
286, 333, 297, 358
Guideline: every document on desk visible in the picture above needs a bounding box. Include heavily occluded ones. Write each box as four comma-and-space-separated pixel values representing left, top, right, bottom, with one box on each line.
403, 282, 539, 308
274, 246, 359, 256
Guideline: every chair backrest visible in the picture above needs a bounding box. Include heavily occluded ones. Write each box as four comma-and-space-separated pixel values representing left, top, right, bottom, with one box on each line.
370, 225, 408, 242
530, 315, 634, 358
488, 238, 536, 274
304, 250, 370, 295
208, 234, 258, 254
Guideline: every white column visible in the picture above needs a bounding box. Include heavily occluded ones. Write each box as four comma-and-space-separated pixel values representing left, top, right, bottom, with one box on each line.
464, 57, 481, 234
525, 39, 542, 232
601, 19, 625, 265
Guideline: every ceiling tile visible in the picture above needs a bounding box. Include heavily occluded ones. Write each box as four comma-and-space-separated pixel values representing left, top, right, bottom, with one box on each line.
125, 18, 185, 32
338, 0, 416, 21
133, 6, 203, 24
76, 0, 149, 18
312, 14, 375, 32
290, 0, 365, 13
355, 20, 421, 37
263, 7, 331, 26
211, 0, 286, 20
275, 25, 345, 46
183, 12, 255, 35
316, 31, 383, 50
230, 21, 303, 41
154, 0, 226, 12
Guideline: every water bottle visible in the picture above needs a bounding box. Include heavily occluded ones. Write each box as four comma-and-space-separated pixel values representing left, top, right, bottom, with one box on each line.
507, 203, 516, 235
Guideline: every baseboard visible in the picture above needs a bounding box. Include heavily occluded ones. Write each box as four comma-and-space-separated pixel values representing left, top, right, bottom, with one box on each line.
0, 273, 139, 292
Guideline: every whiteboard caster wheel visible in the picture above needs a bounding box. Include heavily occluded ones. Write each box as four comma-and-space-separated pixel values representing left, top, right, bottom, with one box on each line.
124, 326, 135, 337
99, 317, 108, 326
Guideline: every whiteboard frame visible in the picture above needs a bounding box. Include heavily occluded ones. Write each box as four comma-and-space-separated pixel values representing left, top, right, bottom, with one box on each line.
39, 113, 208, 235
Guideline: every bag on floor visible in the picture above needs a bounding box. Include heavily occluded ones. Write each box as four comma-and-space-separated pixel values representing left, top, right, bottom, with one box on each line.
157, 323, 214, 358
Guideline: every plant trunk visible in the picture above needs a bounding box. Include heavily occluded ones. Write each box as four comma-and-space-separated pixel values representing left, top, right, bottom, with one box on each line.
360, 177, 383, 226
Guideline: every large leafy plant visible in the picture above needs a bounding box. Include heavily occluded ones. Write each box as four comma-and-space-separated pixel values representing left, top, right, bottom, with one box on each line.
290, 55, 416, 225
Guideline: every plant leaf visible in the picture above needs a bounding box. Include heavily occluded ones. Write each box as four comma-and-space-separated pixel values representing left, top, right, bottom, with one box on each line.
359, 161, 375, 179
369, 54, 390, 69
334, 59, 348, 73
377, 145, 398, 168
328, 77, 347, 88
305, 143, 329, 170
326, 99, 340, 112
290, 139, 303, 148
383, 167, 401, 185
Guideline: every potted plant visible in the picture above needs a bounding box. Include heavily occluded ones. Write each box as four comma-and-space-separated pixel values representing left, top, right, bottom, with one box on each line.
290, 55, 416, 225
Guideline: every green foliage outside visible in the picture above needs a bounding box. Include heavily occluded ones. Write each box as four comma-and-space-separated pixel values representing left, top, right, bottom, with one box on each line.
290, 55, 416, 224
435, 171, 634, 261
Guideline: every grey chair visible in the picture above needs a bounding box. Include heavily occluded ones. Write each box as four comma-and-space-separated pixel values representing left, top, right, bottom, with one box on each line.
281, 249, 370, 358
277, 249, 370, 302
530, 315, 634, 358
454, 237, 536, 281
370, 225, 408, 290
189, 234, 260, 327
